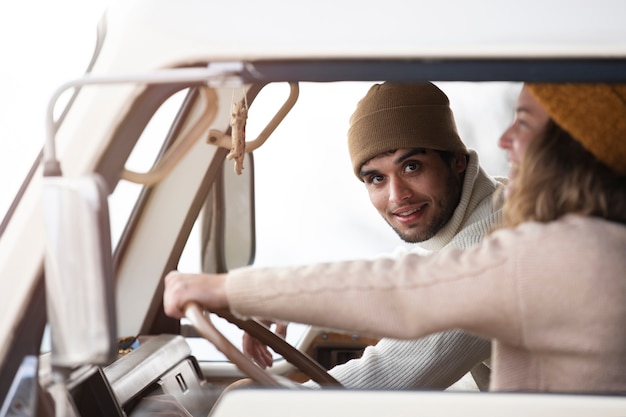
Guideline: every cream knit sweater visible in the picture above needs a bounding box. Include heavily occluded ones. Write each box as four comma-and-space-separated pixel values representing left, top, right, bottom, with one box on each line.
228, 215, 626, 392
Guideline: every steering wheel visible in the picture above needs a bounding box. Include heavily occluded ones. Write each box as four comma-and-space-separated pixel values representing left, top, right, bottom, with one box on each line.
184, 303, 342, 387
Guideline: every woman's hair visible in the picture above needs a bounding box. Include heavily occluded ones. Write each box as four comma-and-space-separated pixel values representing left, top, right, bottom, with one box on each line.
504, 121, 626, 228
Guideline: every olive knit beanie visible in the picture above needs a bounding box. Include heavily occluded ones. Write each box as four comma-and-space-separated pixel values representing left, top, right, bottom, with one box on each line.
348, 82, 467, 180
526, 83, 626, 175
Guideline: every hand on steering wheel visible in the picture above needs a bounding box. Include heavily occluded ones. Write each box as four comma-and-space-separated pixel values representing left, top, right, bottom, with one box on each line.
243, 320, 288, 369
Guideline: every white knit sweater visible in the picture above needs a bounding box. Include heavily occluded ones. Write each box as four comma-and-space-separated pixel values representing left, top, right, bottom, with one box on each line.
298, 150, 506, 390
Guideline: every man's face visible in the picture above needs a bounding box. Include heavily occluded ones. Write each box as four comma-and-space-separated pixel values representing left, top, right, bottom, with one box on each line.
360, 148, 466, 243
498, 86, 550, 197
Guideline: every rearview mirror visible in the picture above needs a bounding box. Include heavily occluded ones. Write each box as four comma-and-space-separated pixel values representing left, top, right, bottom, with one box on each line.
201, 153, 255, 273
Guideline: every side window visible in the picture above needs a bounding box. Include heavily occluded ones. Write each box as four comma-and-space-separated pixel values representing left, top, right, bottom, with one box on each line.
108, 89, 189, 250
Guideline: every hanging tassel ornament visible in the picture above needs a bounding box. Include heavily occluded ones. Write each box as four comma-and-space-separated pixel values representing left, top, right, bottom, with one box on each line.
227, 91, 248, 175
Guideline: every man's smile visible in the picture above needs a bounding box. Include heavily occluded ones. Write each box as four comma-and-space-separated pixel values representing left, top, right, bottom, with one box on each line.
392, 203, 428, 224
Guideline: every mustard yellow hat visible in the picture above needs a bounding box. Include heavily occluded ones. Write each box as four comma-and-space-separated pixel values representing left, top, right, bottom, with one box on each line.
526, 83, 626, 175
348, 82, 467, 180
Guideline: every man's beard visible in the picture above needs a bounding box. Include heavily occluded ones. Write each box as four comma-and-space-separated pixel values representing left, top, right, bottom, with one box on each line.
390, 174, 462, 243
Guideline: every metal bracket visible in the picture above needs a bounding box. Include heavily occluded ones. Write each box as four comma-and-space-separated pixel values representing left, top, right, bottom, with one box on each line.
205, 62, 246, 88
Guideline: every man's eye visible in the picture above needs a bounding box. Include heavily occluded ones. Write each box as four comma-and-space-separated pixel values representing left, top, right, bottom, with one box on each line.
404, 162, 419, 173
366, 175, 384, 185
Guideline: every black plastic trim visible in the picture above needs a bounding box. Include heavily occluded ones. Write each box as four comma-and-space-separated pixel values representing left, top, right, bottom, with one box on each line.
241, 58, 626, 83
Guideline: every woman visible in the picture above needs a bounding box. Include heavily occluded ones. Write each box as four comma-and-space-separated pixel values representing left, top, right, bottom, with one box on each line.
163, 83, 626, 392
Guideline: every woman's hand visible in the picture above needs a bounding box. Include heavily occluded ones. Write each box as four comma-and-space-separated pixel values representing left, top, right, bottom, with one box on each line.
163, 271, 228, 318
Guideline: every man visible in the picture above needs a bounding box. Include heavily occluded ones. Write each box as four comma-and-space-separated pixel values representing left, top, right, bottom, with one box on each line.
245, 82, 507, 390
